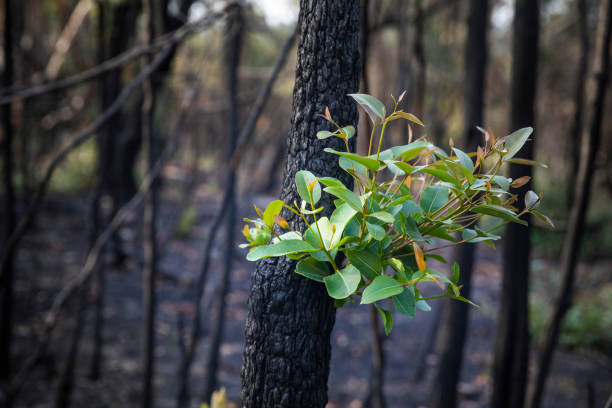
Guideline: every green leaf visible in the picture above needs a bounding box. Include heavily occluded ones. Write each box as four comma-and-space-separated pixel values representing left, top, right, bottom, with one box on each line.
342, 125, 356, 139
387, 258, 409, 281
375, 305, 394, 335
324, 186, 363, 211
452, 147, 474, 172
425, 253, 447, 264
318, 176, 346, 189
348, 93, 386, 123
422, 168, 462, 188
445, 160, 476, 183
263, 200, 284, 227
462, 228, 479, 242
416, 300, 431, 311
384, 160, 413, 175
402, 200, 423, 219
295, 257, 330, 282
295, 170, 321, 206
392, 288, 416, 317
506, 158, 548, 168
334, 298, 347, 308
427, 226, 458, 242
246, 239, 316, 261
304, 217, 339, 252
531, 209, 555, 229
502, 127, 532, 161
419, 185, 450, 214
316, 130, 334, 139
391, 141, 429, 161
339, 156, 369, 177
393, 111, 424, 126
361, 275, 404, 304
330, 203, 358, 236
402, 216, 426, 241
366, 221, 386, 241
472, 204, 527, 226
347, 247, 382, 281
525, 190, 540, 209
369, 211, 394, 223
271, 231, 302, 244
324, 148, 382, 172
451, 295, 479, 307
491, 176, 512, 191
428, 269, 452, 285
324, 264, 361, 299
451, 262, 460, 284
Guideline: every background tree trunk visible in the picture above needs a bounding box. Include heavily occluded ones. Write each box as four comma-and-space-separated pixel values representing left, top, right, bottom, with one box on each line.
202, 2, 243, 403
429, 1, 488, 407
526, 0, 612, 407
566, 0, 590, 206
1, 0, 17, 387
396, 0, 412, 143
140, 0, 159, 407
491, 1, 540, 407
240, 1, 360, 406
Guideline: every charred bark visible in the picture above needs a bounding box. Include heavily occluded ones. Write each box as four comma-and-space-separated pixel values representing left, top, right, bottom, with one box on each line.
140, 0, 159, 407
0, 0, 17, 386
240, 1, 360, 406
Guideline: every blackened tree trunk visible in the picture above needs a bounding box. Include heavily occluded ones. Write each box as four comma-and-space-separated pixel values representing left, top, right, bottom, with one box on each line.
429, 3, 488, 407
202, 2, 243, 403
527, 1, 612, 407
89, 0, 110, 381
359, 0, 372, 154
103, 0, 143, 209
491, 1, 540, 407
141, 0, 159, 407
240, 1, 360, 407
0, 0, 17, 385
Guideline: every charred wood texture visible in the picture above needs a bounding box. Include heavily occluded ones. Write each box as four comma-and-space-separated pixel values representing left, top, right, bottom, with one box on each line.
241, 1, 360, 406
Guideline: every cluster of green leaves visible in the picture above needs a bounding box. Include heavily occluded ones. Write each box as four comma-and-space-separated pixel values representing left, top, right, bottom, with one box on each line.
242, 93, 552, 335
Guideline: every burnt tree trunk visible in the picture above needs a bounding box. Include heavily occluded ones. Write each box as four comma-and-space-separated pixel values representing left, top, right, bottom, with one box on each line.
141, 0, 159, 407
0, 0, 17, 386
491, 1, 540, 407
526, 0, 612, 407
202, 2, 243, 403
359, 0, 372, 157
429, 1, 488, 407
240, 1, 360, 406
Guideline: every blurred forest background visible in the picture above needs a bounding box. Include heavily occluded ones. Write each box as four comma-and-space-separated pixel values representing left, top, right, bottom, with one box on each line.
0, 0, 611, 407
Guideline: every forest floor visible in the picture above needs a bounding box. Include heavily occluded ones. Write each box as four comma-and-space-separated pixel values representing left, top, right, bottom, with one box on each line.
10, 179, 612, 408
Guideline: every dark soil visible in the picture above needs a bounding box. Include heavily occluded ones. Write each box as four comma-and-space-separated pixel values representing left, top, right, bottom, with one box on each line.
8, 187, 612, 408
